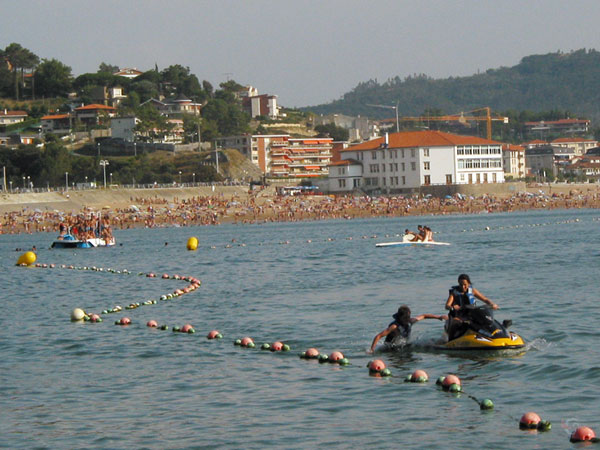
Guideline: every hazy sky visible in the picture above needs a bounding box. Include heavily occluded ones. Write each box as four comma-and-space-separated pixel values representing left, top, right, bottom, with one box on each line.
3, 0, 600, 108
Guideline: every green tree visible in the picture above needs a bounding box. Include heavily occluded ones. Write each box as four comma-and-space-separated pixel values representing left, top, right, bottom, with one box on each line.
315, 123, 349, 141
98, 62, 119, 74
35, 59, 73, 97
3, 43, 39, 100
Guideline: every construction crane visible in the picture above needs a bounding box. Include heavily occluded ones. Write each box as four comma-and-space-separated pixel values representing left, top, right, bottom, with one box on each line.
367, 102, 399, 132
399, 107, 509, 140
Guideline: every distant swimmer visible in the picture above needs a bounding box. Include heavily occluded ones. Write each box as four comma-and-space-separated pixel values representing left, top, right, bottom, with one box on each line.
369, 305, 446, 352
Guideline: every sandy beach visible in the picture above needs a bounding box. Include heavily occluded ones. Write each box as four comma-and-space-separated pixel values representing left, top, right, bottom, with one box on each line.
2, 182, 600, 235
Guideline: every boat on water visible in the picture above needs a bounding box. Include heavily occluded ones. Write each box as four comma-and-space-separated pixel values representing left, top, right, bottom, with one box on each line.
51, 214, 115, 249
376, 233, 450, 247
438, 305, 525, 350
51, 233, 115, 249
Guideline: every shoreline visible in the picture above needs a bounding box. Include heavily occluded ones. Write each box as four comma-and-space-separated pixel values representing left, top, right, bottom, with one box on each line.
2, 183, 600, 235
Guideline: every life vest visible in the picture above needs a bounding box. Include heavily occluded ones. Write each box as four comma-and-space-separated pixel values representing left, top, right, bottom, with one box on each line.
384, 319, 412, 342
450, 285, 476, 308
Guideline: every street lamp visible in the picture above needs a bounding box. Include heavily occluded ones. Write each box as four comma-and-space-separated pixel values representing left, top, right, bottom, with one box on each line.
99, 160, 109, 188
97, 142, 100, 156
9, 181, 13, 192
110, 173, 113, 185
215, 146, 220, 174
134, 141, 137, 157
65, 172, 69, 191
192, 172, 195, 184
85, 176, 88, 188
178, 171, 182, 185
22, 176, 25, 189
27, 176, 30, 190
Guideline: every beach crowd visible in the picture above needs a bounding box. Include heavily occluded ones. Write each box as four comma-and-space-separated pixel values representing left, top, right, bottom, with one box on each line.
2, 188, 600, 236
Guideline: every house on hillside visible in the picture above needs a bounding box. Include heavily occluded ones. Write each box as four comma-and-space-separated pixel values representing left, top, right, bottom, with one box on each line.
113, 68, 143, 79
331, 130, 504, 193
0, 110, 28, 125
524, 118, 590, 136
74, 104, 116, 126
550, 137, 598, 156
111, 117, 140, 141
242, 94, 279, 119
41, 114, 71, 134
141, 95, 204, 116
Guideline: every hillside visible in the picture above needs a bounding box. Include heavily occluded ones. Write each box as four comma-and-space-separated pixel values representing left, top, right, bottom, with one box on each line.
305, 49, 600, 120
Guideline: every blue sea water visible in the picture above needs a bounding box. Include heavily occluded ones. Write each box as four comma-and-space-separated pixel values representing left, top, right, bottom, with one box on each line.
1, 209, 599, 449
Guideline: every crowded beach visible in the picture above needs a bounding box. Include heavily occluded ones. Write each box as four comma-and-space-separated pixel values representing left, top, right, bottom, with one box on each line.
2, 183, 600, 236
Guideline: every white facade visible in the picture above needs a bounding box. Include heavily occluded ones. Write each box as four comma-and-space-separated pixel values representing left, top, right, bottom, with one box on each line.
111, 117, 140, 141
327, 161, 363, 192
336, 131, 504, 191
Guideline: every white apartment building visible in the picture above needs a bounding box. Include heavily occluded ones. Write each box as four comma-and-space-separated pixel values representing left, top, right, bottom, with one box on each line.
502, 144, 526, 179
335, 130, 504, 192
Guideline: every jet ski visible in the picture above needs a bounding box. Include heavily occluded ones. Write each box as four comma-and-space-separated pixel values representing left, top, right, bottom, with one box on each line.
439, 305, 525, 350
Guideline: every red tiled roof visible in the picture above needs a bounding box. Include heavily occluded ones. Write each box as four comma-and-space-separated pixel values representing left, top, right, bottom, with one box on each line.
0, 110, 27, 116
341, 130, 500, 152
551, 137, 597, 143
41, 114, 69, 120
75, 104, 116, 111
525, 139, 547, 145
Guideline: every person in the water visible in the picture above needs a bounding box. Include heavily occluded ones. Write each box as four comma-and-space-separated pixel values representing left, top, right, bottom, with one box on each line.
369, 305, 446, 352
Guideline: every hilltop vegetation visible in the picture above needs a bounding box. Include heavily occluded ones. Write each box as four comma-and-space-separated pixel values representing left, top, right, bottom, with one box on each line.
306, 49, 600, 121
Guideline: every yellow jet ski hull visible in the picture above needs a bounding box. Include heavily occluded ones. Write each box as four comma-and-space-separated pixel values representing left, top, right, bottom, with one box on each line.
442, 329, 525, 350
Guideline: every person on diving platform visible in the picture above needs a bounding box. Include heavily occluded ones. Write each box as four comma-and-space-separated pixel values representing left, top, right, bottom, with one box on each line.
369, 305, 446, 352
445, 274, 498, 340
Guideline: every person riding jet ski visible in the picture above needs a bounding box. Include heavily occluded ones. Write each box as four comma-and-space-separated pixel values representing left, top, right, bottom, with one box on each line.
445, 274, 499, 341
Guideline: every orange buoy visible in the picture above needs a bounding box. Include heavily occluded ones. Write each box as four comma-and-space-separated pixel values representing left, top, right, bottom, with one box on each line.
271, 341, 284, 351
119, 317, 131, 325
162, 274, 169, 279
329, 351, 344, 362
368, 359, 386, 372
89, 314, 101, 323
147, 320, 158, 327
207, 330, 221, 339
306, 348, 319, 358
411, 369, 429, 382
519, 412, 541, 429
442, 374, 461, 388
181, 324, 194, 333
570, 426, 596, 442
241, 337, 254, 347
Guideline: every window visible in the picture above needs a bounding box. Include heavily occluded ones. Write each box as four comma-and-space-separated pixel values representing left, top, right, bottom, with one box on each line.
353, 179, 361, 188
372, 151, 377, 160
382, 177, 386, 186
492, 173, 497, 183
423, 148, 430, 157
424, 175, 431, 185
338, 179, 346, 188
402, 162, 406, 171
338, 167, 346, 175
446, 174, 452, 184
411, 162, 416, 171
423, 161, 430, 170
457, 147, 464, 155
411, 149, 415, 157
402, 176, 406, 185
369, 164, 379, 173
389, 163, 394, 172
381, 150, 385, 159
401, 149, 405, 158
483, 173, 488, 183
460, 174, 465, 181
382, 164, 385, 172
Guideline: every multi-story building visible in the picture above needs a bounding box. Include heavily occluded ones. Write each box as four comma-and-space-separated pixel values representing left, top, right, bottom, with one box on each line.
550, 137, 598, 156
333, 130, 504, 192
74, 104, 116, 126
242, 94, 279, 119
141, 95, 204, 117
524, 118, 590, 136
41, 114, 71, 134
214, 134, 332, 178
502, 144, 526, 179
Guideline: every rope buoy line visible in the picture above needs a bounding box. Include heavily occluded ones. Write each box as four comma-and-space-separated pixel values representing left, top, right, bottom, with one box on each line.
27, 263, 203, 321
21, 260, 597, 443
184, 216, 596, 252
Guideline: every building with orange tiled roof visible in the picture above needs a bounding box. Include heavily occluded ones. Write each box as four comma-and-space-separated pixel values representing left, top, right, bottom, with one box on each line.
41, 113, 71, 134
524, 118, 590, 136
332, 130, 504, 192
74, 104, 116, 126
550, 137, 598, 156
0, 109, 28, 125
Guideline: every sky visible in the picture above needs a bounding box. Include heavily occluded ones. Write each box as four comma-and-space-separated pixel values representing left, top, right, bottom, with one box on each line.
3, 0, 600, 108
